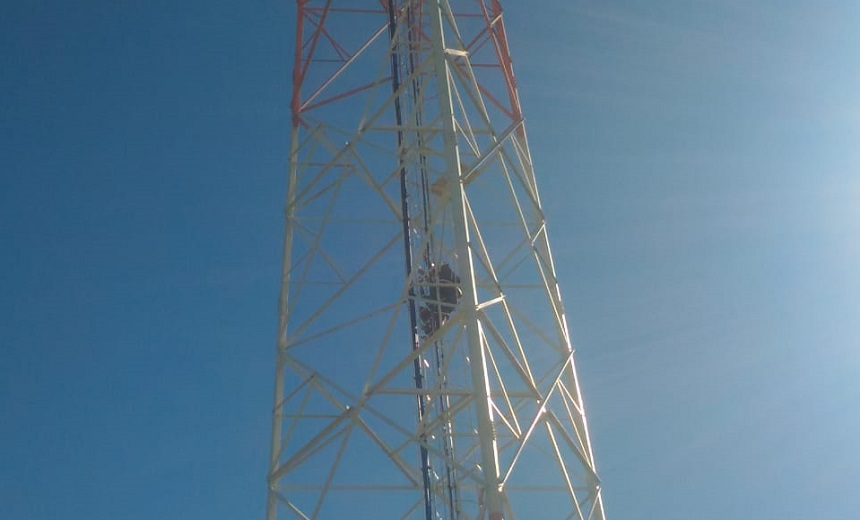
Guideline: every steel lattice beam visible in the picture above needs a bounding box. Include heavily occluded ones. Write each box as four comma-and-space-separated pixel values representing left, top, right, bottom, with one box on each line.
266, 2, 607, 519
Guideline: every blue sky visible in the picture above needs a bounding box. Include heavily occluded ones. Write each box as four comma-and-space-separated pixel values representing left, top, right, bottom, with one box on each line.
1, 1, 858, 519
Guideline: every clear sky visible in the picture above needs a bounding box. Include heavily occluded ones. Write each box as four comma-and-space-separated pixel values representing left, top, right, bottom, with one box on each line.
1, 1, 858, 519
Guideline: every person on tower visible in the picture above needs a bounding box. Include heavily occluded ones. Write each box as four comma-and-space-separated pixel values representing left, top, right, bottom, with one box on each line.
419, 262, 462, 336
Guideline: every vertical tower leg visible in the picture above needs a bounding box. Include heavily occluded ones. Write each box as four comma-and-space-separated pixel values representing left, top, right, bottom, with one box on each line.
427, 1, 504, 518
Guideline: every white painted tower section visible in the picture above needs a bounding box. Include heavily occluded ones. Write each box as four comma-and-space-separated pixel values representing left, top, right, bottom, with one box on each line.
266, 2, 607, 519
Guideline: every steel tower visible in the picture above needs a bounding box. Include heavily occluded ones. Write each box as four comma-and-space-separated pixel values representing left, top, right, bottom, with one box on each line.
266, 2, 606, 519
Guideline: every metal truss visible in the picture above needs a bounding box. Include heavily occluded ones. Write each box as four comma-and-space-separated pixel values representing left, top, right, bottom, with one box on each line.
266, 2, 606, 519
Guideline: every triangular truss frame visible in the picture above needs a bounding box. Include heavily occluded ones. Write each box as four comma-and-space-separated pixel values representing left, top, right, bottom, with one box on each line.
266, 2, 607, 520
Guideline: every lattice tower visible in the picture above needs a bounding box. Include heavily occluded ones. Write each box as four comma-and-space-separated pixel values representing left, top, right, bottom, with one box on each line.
266, 2, 607, 519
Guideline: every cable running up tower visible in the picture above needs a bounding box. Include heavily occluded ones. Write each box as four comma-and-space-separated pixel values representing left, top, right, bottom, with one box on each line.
266, 2, 607, 519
